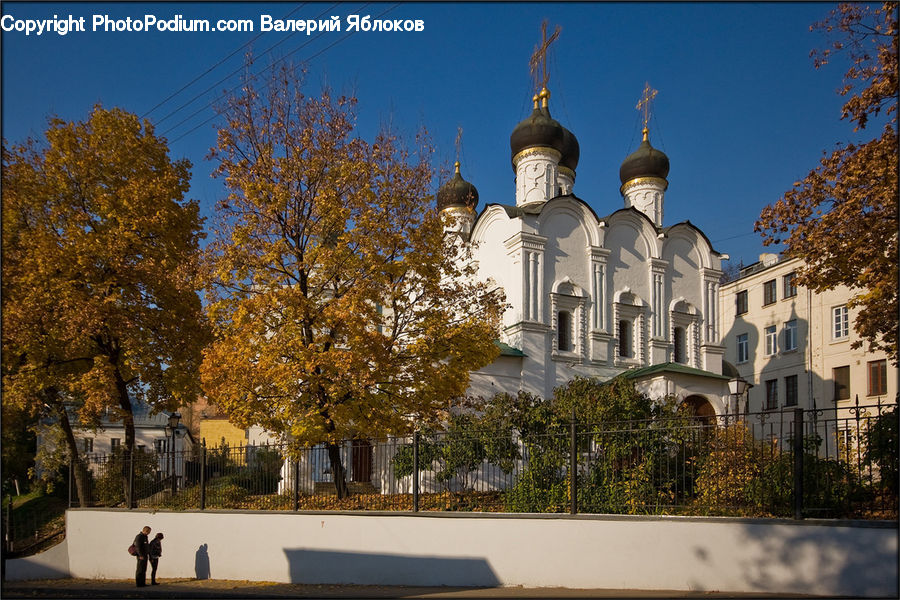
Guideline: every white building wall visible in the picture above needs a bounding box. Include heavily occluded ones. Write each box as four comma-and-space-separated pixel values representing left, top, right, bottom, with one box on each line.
59, 509, 897, 596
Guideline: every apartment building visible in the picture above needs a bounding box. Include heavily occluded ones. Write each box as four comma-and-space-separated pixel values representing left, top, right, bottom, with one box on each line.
719, 254, 896, 414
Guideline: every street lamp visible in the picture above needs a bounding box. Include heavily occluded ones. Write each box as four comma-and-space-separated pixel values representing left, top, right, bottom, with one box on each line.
165, 412, 181, 496
728, 377, 750, 418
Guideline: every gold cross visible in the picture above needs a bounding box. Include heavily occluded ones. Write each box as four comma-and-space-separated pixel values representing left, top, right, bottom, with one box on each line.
454, 127, 463, 163
529, 20, 561, 92
636, 82, 658, 130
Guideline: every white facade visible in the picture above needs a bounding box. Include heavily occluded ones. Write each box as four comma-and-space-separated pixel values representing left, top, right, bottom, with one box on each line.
446, 87, 730, 412
719, 254, 897, 414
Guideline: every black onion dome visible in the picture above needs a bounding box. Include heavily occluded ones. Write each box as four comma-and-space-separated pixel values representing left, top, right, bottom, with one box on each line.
619, 129, 669, 184
559, 125, 580, 171
510, 96, 566, 166
437, 162, 478, 211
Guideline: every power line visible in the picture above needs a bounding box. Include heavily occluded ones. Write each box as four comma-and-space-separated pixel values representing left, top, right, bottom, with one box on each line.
167, 3, 397, 145
156, 3, 341, 128
141, 3, 309, 120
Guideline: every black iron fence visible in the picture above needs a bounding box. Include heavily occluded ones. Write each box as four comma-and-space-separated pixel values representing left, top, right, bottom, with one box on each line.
67, 400, 897, 519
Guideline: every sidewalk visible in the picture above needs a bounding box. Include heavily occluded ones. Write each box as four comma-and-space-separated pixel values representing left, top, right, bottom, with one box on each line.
1, 578, 815, 598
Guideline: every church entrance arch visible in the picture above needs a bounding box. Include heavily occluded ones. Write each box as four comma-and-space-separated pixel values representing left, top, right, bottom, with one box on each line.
681, 395, 716, 424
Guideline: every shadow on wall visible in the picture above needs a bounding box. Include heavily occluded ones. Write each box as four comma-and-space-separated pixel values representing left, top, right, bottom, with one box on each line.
194, 543, 210, 580
692, 523, 898, 596
283, 549, 501, 587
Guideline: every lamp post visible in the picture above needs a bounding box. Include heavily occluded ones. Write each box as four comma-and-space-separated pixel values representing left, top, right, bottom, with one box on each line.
728, 376, 750, 419
166, 412, 181, 496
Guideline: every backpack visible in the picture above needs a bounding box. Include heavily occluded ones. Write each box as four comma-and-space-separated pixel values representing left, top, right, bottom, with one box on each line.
128, 543, 137, 556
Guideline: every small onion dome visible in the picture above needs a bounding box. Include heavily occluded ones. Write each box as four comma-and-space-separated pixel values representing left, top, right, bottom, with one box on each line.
510, 89, 567, 169
559, 125, 580, 172
619, 127, 670, 185
437, 162, 479, 211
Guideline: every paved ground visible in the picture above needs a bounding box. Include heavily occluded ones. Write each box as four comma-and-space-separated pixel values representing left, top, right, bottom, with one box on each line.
0, 578, 816, 599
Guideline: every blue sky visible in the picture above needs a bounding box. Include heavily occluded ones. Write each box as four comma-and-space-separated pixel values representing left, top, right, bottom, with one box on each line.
1, 2, 867, 267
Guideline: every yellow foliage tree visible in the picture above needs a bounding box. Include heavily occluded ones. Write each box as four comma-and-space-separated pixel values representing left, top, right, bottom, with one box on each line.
2, 106, 207, 504
202, 65, 504, 497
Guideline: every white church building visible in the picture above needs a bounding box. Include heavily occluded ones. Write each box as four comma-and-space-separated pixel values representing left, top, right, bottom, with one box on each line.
438, 84, 734, 417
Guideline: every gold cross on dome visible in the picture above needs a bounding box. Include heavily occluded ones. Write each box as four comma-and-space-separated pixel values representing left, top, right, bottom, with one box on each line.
454, 126, 463, 163
529, 20, 561, 92
636, 82, 658, 130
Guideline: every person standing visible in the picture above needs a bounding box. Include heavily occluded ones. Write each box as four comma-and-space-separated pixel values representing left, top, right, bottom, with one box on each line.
134, 526, 151, 587
148, 532, 164, 585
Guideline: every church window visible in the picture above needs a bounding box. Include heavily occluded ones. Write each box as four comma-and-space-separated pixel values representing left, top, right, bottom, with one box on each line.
673, 327, 686, 364
558, 311, 573, 352
618, 320, 633, 358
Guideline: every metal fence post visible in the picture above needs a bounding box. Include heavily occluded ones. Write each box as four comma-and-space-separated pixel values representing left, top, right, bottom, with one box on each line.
127, 450, 135, 510
199, 439, 207, 511
570, 407, 577, 515
5, 494, 12, 554
412, 431, 420, 513
793, 407, 804, 520
292, 459, 300, 512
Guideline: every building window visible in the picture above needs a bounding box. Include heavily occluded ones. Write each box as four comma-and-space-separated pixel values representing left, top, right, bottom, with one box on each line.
763, 280, 776, 306
764, 325, 777, 356
111, 438, 121, 452
833, 305, 849, 339
784, 319, 798, 352
833, 365, 850, 401
558, 311, 573, 352
673, 327, 686, 364
82, 438, 93, 453
618, 319, 633, 358
868, 359, 887, 396
783, 272, 798, 298
736, 333, 749, 364
154, 439, 167, 454
765, 379, 778, 410
785, 374, 798, 406
736, 290, 748, 315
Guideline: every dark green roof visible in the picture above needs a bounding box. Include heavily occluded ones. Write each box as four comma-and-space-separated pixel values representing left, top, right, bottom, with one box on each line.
623, 362, 730, 381
495, 340, 526, 357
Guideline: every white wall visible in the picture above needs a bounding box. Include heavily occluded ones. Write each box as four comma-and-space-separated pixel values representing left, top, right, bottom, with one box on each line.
64, 509, 896, 596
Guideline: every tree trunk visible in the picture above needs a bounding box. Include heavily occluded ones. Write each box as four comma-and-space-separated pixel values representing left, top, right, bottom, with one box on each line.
108, 352, 136, 504
326, 443, 350, 499
51, 397, 90, 507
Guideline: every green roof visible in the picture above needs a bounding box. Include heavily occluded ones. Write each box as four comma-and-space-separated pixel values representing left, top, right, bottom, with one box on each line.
495, 340, 526, 357
623, 362, 730, 381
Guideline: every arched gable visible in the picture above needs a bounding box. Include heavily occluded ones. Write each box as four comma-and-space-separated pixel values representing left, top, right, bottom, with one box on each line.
604, 208, 659, 260
536, 197, 602, 247
662, 222, 719, 271
470, 205, 514, 245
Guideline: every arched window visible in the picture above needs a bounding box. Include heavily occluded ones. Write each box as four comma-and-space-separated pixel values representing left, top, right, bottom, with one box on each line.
558, 311, 573, 352
673, 326, 686, 363
618, 319, 632, 358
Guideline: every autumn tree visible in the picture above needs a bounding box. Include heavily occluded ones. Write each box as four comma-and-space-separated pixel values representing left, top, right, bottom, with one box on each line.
2, 106, 207, 504
756, 2, 898, 361
202, 64, 504, 498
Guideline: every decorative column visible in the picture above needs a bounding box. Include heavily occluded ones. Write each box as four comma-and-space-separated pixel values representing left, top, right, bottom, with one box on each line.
589, 247, 611, 331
